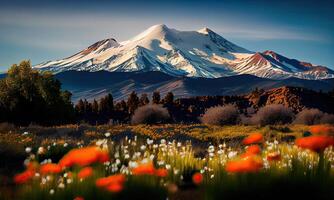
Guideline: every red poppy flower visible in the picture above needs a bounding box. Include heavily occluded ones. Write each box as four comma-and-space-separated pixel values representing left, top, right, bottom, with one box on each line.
74, 197, 84, 200
77, 167, 93, 180
98, 151, 110, 163
155, 168, 168, 177
59, 147, 110, 168
132, 162, 156, 176
40, 163, 62, 174
106, 182, 123, 193
266, 152, 281, 162
226, 156, 263, 173
241, 145, 261, 158
14, 169, 35, 184
192, 172, 203, 185
296, 135, 334, 153
310, 125, 334, 135
96, 174, 126, 188
243, 133, 263, 145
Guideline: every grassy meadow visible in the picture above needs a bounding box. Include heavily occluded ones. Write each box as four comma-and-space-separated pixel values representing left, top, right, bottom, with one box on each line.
1, 124, 334, 200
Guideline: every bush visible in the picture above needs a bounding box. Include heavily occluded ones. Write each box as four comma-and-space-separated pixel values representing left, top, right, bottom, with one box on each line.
251, 104, 294, 126
131, 104, 170, 125
293, 108, 334, 125
201, 104, 240, 125
294, 108, 324, 125
0, 122, 16, 133
320, 113, 334, 124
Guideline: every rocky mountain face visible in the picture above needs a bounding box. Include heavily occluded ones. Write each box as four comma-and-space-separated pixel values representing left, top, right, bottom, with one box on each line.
246, 86, 334, 112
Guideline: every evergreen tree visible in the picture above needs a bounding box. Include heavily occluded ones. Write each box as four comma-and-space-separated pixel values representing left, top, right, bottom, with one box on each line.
99, 93, 114, 118
83, 99, 92, 115
139, 93, 150, 106
105, 93, 114, 115
152, 91, 161, 104
127, 91, 139, 114
163, 92, 174, 105
92, 99, 99, 114
75, 99, 85, 115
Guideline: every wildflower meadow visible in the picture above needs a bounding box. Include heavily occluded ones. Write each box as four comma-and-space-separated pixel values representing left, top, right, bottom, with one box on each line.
1, 124, 334, 200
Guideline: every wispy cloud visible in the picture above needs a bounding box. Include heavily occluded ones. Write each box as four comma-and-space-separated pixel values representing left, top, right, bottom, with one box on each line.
0, 10, 328, 51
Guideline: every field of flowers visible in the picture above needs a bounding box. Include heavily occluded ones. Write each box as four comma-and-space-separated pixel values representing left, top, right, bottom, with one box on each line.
1, 124, 334, 200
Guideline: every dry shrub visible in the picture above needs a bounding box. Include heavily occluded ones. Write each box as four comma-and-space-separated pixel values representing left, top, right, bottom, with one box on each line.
251, 104, 294, 126
294, 108, 334, 125
0, 122, 16, 133
294, 108, 324, 125
240, 114, 252, 125
131, 104, 170, 125
321, 114, 334, 124
201, 104, 240, 125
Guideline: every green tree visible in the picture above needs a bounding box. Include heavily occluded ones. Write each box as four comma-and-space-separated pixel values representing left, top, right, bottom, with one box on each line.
0, 60, 74, 125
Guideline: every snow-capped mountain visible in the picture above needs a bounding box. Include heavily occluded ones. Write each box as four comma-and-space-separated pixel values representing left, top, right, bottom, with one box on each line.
34, 24, 334, 80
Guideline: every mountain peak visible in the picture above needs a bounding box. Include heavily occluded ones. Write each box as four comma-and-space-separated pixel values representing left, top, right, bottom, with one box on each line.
197, 27, 214, 35
144, 24, 170, 34
150, 24, 168, 30
79, 38, 119, 55
34, 24, 333, 80
121, 24, 171, 45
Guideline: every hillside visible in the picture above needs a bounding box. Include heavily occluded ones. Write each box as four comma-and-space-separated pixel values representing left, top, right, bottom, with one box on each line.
53, 71, 334, 102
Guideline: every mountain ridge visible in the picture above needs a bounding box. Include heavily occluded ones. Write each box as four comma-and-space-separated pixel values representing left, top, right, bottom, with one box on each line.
34, 24, 334, 80
53, 71, 334, 102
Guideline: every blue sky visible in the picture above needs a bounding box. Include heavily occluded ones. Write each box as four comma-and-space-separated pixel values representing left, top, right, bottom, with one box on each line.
0, 0, 333, 72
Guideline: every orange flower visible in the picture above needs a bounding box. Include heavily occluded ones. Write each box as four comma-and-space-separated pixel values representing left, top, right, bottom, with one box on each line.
155, 168, 168, 177
226, 156, 263, 173
40, 163, 62, 174
59, 147, 110, 168
310, 125, 334, 135
296, 135, 334, 152
77, 167, 93, 180
74, 197, 84, 200
106, 182, 123, 193
98, 151, 110, 163
96, 174, 126, 193
96, 174, 126, 188
192, 172, 203, 185
267, 152, 281, 162
241, 145, 261, 158
243, 133, 263, 145
132, 162, 155, 175
14, 169, 35, 184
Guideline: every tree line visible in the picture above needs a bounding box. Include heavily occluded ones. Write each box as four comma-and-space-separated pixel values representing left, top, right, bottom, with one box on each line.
74, 91, 176, 124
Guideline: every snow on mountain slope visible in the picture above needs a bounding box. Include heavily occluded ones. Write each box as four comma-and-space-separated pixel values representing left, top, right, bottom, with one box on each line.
34, 24, 334, 80
232, 51, 334, 79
